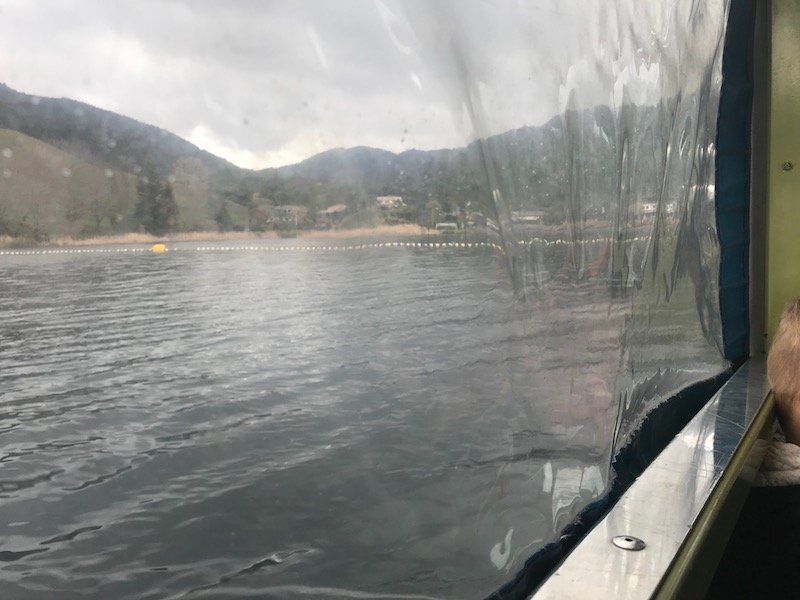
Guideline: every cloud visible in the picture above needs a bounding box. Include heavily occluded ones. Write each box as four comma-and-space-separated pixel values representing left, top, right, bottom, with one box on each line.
0, 0, 727, 169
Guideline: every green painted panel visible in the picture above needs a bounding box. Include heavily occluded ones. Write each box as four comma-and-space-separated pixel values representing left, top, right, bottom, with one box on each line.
767, 1, 800, 345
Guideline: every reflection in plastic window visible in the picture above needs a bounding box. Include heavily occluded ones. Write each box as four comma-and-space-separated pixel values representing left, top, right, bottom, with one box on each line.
0, 0, 730, 597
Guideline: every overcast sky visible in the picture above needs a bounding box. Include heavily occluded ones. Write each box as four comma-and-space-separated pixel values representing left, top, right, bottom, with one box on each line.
0, 0, 726, 169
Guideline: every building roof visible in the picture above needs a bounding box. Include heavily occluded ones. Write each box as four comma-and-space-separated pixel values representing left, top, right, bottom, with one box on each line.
319, 203, 348, 214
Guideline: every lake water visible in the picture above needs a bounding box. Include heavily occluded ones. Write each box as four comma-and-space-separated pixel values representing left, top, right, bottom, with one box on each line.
0, 239, 611, 599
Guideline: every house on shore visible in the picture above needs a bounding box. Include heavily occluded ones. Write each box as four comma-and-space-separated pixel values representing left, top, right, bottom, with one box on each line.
316, 203, 348, 228
640, 202, 657, 222
435, 210, 464, 232
511, 210, 545, 225
376, 196, 405, 211
273, 205, 308, 228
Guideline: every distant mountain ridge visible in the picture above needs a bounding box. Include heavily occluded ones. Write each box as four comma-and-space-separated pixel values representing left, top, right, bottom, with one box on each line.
0, 83, 237, 178
272, 145, 459, 184
1, 83, 464, 186
0, 82, 664, 241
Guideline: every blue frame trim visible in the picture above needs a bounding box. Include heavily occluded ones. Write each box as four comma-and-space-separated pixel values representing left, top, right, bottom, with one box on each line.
715, 0, 755, 363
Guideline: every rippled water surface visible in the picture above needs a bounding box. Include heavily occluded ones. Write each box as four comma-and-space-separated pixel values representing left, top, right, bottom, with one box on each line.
2, 239, 602, 599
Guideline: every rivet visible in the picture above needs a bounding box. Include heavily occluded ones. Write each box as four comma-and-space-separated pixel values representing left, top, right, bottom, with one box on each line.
782, 161, 794, 171
612, 535, 646, 551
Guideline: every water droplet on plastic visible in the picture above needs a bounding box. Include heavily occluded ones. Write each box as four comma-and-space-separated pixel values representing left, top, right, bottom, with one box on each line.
133, 165, 142, 174
104, 169, 114, 178
61, 167, 71, 177
30, 96, 41, 106
107, 138, 117, 149
2, 148, 11, 158
2, 168, 10, 179
168, 175, 176, 184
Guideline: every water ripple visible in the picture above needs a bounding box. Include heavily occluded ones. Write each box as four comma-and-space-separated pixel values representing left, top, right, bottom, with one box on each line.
0, 245, 653, 598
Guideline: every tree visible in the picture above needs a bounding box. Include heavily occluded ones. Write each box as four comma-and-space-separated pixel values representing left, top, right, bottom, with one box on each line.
214, 203, 233, 232
248, 205, 270, 232
135, 173, 177, 236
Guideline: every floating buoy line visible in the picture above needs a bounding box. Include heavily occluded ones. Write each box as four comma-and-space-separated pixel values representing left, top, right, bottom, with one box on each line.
0, 241, 505, 256
0, 236, 646, 257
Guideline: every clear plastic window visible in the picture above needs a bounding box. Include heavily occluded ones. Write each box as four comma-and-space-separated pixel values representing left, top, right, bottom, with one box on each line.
0, 1, 729, 597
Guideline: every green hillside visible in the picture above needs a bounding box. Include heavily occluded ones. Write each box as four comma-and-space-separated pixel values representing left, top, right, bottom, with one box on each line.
0, 129, 138, 240
0, 130, 265, 241
1, 82, 672, 243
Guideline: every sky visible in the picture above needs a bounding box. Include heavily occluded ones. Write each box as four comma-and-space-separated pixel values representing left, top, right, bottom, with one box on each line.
0, 0, 726, 170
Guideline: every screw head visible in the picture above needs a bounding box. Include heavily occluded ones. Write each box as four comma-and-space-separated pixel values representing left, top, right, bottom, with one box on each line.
612, 535, 646, 551
782, 161, 794, 171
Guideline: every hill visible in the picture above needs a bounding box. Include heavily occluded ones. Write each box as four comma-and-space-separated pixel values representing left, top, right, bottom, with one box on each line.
0, 82, 665, 242
0, 128, 138, 239
0, 83, 237, 179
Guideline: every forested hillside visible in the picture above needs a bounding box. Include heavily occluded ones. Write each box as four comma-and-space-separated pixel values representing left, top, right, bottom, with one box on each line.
0, 83, 666, 242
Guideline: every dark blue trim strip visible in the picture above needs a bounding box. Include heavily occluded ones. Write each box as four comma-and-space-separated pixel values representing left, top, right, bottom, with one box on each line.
716, 0, 755, 363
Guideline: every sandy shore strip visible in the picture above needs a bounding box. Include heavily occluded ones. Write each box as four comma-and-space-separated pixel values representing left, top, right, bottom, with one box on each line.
1, 224, 436, 249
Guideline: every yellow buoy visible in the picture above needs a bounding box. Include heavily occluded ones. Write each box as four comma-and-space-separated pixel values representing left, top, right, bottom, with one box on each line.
151, 243, 166, 253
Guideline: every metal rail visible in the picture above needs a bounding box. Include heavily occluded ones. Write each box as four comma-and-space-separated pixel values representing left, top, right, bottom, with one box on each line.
532, 358, 773, 599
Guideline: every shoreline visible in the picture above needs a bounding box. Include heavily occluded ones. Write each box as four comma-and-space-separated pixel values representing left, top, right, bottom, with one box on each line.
0, 224, 436, 249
